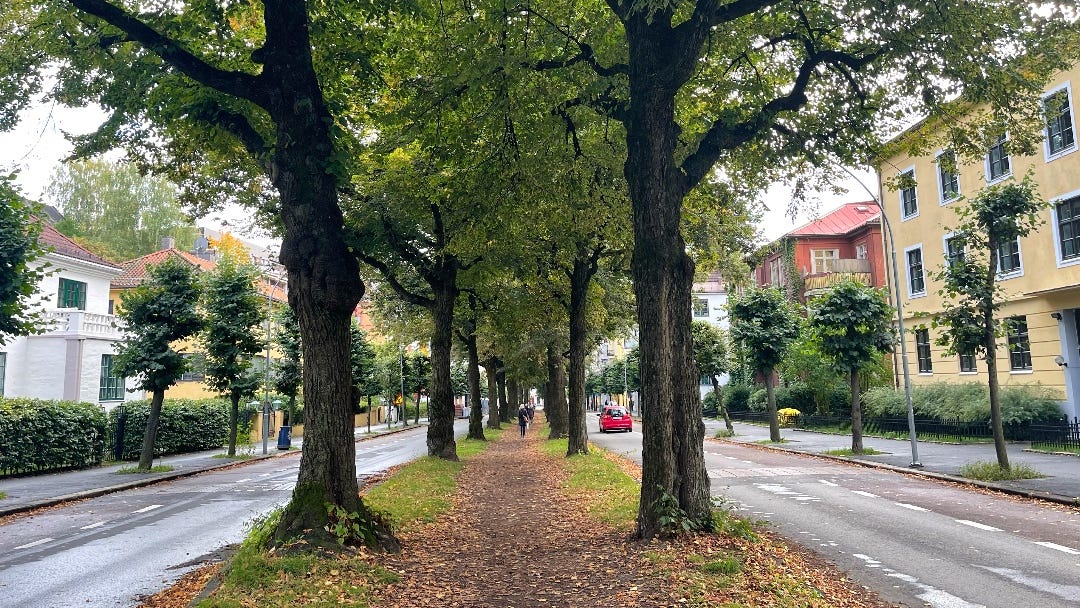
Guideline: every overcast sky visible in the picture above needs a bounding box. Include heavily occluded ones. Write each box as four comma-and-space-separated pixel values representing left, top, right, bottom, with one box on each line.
0, 99, 878, 246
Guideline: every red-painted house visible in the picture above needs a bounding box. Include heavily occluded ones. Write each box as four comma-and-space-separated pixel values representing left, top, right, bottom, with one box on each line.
753, 202, 886, 302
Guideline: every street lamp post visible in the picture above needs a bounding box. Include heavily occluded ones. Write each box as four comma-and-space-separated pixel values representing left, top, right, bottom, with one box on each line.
258, 258, 286, 455
840, 165, 922, 467
399, 346, 406, 428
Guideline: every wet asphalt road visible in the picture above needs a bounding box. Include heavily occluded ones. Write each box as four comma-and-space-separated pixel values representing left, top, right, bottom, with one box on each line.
0, 423, 461, 608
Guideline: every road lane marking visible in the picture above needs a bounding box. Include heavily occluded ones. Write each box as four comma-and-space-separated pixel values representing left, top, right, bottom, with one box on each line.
895, 503, 929, 512
853, 554, 986, 608
977, 566, 1080, 603
1034, 541, 1080, 555
818, 480, 838, 486
851, 490, 879, 498
132, 504, 163, 514
14, 538, 53, 550
235, 478, 252, 483
955, 519, 1001, 532
80, 521, 107, 530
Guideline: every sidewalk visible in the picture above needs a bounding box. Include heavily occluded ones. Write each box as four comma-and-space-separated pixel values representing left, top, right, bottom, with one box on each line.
0, 421, 423, 518
705, 419, 1080, 505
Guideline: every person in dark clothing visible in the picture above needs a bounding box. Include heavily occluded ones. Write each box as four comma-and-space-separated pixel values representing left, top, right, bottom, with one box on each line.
518, 404, 529, 437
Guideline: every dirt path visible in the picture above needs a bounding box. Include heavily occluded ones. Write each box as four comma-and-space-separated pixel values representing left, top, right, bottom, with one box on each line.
373, 423, 674, 607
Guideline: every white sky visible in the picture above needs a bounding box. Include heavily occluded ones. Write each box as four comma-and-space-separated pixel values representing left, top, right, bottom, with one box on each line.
0, 100, 877, 247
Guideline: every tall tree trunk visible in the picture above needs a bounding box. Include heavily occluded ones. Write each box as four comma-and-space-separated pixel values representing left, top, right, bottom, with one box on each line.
465, 331, 485, 440
137, 389, 165, 470
765, 371, 781, 442
427, 275, 458, 460
712, 376, 733, 433
227, 393, 239, 457
546, 343, 569, 439
497, 368, 512, 423
986, 322, 1010, 470
850, 371, 863, 452
567, 257, 591, 455
625, 46, 711, 537
483, 357, 501, 429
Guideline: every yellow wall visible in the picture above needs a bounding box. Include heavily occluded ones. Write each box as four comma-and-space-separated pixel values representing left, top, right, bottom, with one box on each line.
878, 63, 1080, 418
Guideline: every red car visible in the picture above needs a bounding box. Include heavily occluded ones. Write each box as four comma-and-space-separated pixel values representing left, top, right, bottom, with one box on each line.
597, 405, 632, 433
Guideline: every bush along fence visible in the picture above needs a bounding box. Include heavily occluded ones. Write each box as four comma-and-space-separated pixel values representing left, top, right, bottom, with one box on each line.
726, 410, 1080, 450
0, 398, 108, 477
108, 398, 256, 461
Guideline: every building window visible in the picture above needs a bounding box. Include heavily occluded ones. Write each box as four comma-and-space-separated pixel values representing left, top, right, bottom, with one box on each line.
959, 349, 977, 373
945, 235, 965, 268
906, 246, 925, 296
997, 237, 1021, 275
855, 243, 868, 260
108, 299, 115, 315
1006, 316, 1032, 371
900, 169, 918, 218
768, 258, 781, 286
986, 134, 1011, 182
0, 352, 6, 396
693, 297, 709, 318
937, 150, 960, 203
811, 249, 839, 274
915, 328, 933, 374
58, 278, 87, 310
1057, 195, 1080, 261
99, 354, 125, 401
1045, 87, 1075, 158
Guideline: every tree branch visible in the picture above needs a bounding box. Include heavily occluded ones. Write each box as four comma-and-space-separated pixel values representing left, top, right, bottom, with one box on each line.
355, 252, 435, 309
67, 0, 265, 106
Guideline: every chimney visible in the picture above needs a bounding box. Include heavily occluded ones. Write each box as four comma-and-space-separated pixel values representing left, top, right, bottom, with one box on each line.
161, 236, 176, 250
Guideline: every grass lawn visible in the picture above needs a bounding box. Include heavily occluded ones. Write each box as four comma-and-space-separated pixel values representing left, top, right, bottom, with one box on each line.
958, 461, 1047, 481
541, 438, 639, 527
116, 465, 174, 474
1028, 444, 1080, 456
821, 448, 885, 457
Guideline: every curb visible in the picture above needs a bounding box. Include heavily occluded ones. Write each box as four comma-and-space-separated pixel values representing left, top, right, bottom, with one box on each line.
0, 423, 426, 519
712, 438, 1080, 508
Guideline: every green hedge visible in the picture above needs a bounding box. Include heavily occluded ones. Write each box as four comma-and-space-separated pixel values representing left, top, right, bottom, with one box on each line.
0, 398, 107, 476
860, 382, 1063, 424
108, 398, 255, 460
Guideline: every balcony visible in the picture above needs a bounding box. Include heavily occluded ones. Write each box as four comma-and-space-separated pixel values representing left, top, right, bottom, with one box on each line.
803, 259, 873, 299
39, 309, 124, 341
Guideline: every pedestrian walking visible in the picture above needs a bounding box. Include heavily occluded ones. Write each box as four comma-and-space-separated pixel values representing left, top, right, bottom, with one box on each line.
518, 404, 529, 438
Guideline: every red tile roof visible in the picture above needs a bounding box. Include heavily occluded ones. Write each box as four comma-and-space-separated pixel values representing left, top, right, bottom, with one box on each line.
787, 202, 880, 237
112, 248, 287, 303
38, 222, 119, 269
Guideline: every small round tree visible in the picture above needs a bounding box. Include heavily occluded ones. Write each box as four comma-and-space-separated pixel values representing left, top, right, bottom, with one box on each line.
809, 281, 895, 453
691, 321, 732, 432
729, 288, 800, 442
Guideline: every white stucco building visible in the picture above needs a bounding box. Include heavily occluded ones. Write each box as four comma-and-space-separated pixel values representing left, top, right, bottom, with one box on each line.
0, 223, 139, 409
691, 270, 730, 396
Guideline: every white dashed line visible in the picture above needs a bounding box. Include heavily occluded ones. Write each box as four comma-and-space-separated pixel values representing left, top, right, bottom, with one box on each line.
14, 538, 53, 550
80, 521, 107, 530
235, 478, 252, 484
132, 504, 163, 514
955, 519, 1002, 532
851, 490, 879, 498
818, 480, 838, 486
1034, 541, 1080, 555
895, 503, 929, 512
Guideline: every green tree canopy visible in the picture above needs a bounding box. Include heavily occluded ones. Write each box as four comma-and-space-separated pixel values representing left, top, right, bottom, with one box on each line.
0, 175, 45, 343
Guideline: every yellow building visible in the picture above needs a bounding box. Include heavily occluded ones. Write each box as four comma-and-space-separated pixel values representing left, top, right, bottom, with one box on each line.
877, 62, 1080, 421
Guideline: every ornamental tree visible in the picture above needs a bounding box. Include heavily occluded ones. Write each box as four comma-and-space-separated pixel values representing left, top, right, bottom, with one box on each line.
113, 257, 202, 471
691, 321, 732, 432
932, 178, 1047, 470
729, 288, 800, 442
203, 258, 265, 457
0, 176, 45, 343
809, 281, 895, 453
272, 305, 302, 426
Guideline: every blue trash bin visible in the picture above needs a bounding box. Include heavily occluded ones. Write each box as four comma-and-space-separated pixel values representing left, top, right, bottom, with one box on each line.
276, 425, 292, 450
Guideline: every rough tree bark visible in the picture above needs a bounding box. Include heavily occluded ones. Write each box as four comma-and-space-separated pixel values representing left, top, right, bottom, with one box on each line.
566, 256, 593, 455
463, 328, 485, 440
850, 372, 863, 453
483, 357, 501, 429
427, 271, 459, 459
711, 376, 733, 433
764, 371, 781, 443
137, 389, 165, 470
497, 368, 512, 423
227, 394, 240, 457
546, 342, 569, 439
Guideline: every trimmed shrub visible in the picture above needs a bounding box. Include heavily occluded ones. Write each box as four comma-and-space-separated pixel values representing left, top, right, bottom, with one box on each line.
998, 385, 1065, 425
861, 386, 906, 418
723, 383, 754, 413
0, 398, 107, 476
748, 388, 767, 412
777, 382, 815, 412
108, 398, 254, 460
856, 382, 1064, 425
702, 390, 722, 418
913, 382, 987, 421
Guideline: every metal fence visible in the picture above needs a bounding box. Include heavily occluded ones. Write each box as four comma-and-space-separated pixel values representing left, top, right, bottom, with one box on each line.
726, 410, 1079, 449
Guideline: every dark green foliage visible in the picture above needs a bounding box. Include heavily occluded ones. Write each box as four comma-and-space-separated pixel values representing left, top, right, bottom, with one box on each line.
113, 257, 203, 393
350, 324, 378, 412
108, 399, 255, 460
0, 398, 106, 476
809, 282, 895, 375
0, 175, 46, 343
860, 383, 1063, 424
701, 390, 721, 418
203, 259, 265, 398
723, 384, 753, 413
691, 321, 729, 383
273, 306, 302, 423
729, 289, 801, 375
748, 388, 767, 412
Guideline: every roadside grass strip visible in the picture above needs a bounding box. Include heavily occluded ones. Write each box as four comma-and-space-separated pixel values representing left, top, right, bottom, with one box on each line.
196, 431, 501, 607
541, 438, 639, 527
957, 460, 1046, 481
820, 448, 884, 457
116, 465, 174, 474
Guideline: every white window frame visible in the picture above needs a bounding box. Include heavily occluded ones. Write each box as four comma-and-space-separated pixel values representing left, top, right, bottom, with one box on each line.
810, 249, 839, 274
942, 231, 965, 267
985, 133, 1012, 184
904, 243, 927, 299
1043, 81, 1077, 162
899, 167, 919, 221
1051, 188, 1080, 269
995, 236, 1024, 280
855, 242, 868, 260
936, 149, 961, 205
692, 297, 709, 318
